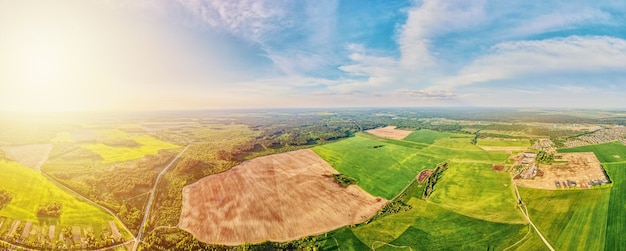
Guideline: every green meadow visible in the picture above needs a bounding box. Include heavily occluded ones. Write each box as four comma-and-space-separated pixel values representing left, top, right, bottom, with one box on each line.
518, 187, 611, 251
313, 129, 530, 249
313, 135, 443, 199
477, 138, 531, 147
427, 162, 524, 224
81, 130, 179, 163
559, 141, 626, 163
0, 160, 116, 225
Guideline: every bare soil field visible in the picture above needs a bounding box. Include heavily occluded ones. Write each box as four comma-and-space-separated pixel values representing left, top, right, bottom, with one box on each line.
178, 149, 387, 245
514, 152, 609, 190
417, 169, 434, 182
365, 126, 413, 140
1, 144, 52, 171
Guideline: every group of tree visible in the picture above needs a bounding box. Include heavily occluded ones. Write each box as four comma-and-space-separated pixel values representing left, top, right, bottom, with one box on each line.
37, 202, 62, 218
536, 150, 555, 164
423, 162, 449, 199
0, 189, 12, 208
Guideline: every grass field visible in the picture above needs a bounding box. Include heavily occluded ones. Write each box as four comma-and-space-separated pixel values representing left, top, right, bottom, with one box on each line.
0, 160, 116, 225
427, 162, 525, 224
313, 135, 443, 199
604, 163, 626, 250
0, 160, 126, 247
477, 138, 531, 147
329, 198, 527, 250
404, 129, 473, 145
81, 130, 179, 163
518, 187, 610, 251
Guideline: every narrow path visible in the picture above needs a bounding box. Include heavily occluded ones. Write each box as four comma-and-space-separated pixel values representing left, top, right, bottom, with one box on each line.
132, 145, 189, 251
511, 179, 555, 251
371, 241, 412, 251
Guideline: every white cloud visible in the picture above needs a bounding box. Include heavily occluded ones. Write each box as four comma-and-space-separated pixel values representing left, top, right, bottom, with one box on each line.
445, 36, 626, 86
507, 9, 612, 37
398, 0, 486, 68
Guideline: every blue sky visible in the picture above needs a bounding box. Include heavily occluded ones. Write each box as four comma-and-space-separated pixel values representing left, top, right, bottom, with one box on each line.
2, 0, 626, 111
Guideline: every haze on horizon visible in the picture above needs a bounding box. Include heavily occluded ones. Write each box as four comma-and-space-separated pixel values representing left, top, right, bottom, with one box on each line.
1, 0, 626, 112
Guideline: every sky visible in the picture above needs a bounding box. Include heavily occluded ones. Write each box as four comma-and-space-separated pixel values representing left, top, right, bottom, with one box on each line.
1, 0, 626, 111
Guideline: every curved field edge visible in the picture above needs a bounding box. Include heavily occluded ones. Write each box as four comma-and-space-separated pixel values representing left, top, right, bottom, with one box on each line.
327, 198, 528, 250
427, 161, 526, 224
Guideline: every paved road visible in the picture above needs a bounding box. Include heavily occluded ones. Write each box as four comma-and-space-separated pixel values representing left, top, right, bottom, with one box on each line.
132, 145, 189, 251
511, 179, 556, 251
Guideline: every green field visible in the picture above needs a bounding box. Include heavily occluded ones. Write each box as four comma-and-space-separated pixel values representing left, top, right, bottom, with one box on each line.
312, 130, 529, 249
81, 130, 179, 163
313, 135, 443, 199
0, 159, 126, 247
477, 138, 531, 147
404, 129, 473, 145
0, 160, 116, 225
518, 187, 610, 251
326, 198, 527, 250
428, 162, 524, 224
551, 142, 626, 250
604, 163, 626, 250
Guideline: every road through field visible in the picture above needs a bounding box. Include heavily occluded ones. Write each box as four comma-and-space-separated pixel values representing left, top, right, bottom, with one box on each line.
512, 179, 555, 251
132, 145, 189, 251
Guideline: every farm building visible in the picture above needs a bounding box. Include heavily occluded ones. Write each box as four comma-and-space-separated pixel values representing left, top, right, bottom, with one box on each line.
521, 164, 537, 179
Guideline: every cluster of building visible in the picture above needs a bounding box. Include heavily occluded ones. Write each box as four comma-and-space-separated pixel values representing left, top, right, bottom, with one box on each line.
532, 139, 555, 151
517, 152, 539, 179
564, 126, 626, 148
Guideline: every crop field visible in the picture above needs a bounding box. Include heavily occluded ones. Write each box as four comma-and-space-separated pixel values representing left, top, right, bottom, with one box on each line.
604, 163, 626, 250
559, 141, 626, 163
427, 162, 524, 224
81, 130, 179, 163
178, 149, 386, 245
0, 160, 128, 248
404, 129, 473, 145
327, 198, 527, 250
365, 126, 413, 140
313, 135, 444, 199
477, 138, 531, 147
518, 186, 611, 251
1, 144, 52, 170
558, 142, 626, 250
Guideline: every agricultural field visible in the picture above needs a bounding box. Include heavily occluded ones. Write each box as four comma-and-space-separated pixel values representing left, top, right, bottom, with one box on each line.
80, 130, 180, 163
178, 149, 387, 245
518, 187, 611, 251
364, 126, 413, 140
427, 162, 524, 224
313, 134, 444, 199
0, 160, 129, 249
558, 142, 626, 250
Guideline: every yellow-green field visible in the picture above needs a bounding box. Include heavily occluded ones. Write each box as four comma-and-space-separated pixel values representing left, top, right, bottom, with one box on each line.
81, 130, 179, 163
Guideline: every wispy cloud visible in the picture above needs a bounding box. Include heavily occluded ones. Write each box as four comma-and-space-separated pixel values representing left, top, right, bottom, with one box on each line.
445, 36, 626, 87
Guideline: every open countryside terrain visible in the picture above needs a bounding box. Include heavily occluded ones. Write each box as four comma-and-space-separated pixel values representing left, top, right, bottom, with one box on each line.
1, 108, 626, 250
0, 160, 129, 249
1, 144, 53, 171
178, 149, 387, 245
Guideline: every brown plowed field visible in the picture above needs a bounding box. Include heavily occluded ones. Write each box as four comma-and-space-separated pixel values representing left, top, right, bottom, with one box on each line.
365, 126, 413, 140
178, 149, 387, 246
